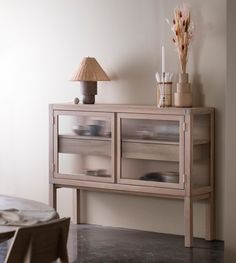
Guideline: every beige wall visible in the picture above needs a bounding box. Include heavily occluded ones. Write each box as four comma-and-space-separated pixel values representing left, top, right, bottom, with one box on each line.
225, 0, 236, 260
0, 0, 226, 239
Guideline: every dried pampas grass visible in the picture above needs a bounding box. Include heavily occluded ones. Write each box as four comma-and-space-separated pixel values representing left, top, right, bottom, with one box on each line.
167, 4, 194, 73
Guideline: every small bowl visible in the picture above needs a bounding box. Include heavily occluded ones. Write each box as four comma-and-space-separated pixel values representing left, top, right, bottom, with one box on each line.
88, 124, 101, 136
140, 172, 179, 183
84, 169, 109, 177
97, 169, 107, 176
84, 170, 97, 176
72, 125, 85, 136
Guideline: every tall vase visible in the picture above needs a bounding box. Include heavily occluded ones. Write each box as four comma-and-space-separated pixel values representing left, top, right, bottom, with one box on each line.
174, 73, 192, 108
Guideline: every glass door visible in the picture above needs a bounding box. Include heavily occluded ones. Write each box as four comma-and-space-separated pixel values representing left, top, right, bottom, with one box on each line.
54, 111, 115, 183
192, 113, 212, 189
117, 113, 185, 189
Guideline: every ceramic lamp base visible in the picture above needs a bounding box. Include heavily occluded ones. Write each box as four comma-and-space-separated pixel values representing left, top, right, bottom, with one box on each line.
81, 81, 97, 104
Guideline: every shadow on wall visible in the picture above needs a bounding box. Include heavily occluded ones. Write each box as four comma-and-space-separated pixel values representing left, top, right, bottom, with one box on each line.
191, 4, 204, 106
192, 73, 205, 106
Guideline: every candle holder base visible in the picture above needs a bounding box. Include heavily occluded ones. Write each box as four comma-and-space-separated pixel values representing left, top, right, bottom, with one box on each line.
157, 82, 172, 108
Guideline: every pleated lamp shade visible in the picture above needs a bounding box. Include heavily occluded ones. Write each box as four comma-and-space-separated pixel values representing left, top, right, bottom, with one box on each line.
71, 57, 110, 81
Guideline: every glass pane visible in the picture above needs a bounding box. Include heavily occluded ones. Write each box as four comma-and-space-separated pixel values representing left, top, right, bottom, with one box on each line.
58, 115, 111, 137
57, 114, 112, 179
121, 118, 180, 184
192, 114, 211, 188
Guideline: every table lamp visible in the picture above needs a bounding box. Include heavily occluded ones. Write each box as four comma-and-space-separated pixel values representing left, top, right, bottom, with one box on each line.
71, 57, 110, 104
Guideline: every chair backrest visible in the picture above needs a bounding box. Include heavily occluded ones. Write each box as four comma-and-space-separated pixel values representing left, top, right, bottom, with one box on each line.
5, 217, 70, 263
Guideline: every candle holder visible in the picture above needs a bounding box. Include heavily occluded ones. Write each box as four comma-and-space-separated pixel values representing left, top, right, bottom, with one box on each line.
157, 82, 172, 108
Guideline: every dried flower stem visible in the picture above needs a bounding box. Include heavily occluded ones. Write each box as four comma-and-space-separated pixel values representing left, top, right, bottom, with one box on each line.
167, 5, 194, 73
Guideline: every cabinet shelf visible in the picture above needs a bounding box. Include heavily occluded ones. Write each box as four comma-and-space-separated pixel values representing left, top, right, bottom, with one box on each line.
59, 134, 111, 141
122, 138, 179, 145
193, 139, 210, 145
122, 138, 209, 145
122, 140, 179, 162
58, 135, 111, 156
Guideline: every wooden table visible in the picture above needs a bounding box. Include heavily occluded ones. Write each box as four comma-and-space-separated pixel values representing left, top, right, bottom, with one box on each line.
0, 195, 57, 242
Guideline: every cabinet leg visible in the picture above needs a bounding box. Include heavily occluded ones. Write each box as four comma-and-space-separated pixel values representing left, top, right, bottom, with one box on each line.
206, 192, 214, 241
184, 197, 193, 247
49, 184, 57, 210
75, 189, 81, 224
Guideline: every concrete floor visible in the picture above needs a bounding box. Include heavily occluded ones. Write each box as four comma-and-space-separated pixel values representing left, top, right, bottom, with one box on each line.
68, 224, 223, 263
0, 224, 224, 262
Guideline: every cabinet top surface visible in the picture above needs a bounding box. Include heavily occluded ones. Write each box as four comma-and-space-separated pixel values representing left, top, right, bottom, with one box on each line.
50, 103, 214, 115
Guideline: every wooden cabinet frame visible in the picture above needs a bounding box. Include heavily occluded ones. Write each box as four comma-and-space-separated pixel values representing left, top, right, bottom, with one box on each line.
49, 104, 214, 247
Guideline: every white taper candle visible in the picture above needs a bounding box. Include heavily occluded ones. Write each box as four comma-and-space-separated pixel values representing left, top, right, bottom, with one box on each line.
161, 45, 165, 81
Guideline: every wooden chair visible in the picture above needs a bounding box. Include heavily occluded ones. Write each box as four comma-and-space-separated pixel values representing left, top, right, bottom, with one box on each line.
4, 217, 70, 263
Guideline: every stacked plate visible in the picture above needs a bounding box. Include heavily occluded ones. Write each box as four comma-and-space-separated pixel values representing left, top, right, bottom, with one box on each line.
140, 172, 179, 183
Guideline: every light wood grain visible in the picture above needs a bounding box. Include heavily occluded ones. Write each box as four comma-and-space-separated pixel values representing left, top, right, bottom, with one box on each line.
59, 136, 111, 156
118, 178, 184, 189
206, 111, 215, 240
49, 184, 57, 210
51, 103, 213, 115
49, 105, 54, 184
49, 104, 214, 248
122, 141, 179, 162
206, 192, 214, 241
184, 111, 193, 247
75, 189, 80, 224
184, 197, 193, 247
52, 177, 185, 197
54, 172, 114, 183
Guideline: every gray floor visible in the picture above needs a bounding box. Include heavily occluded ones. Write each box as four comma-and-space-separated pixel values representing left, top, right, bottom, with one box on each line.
67, 224, 223, 263
0, 224, 224, 262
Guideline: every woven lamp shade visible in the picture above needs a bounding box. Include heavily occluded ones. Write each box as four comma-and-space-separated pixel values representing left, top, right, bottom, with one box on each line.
71, 57, 110, 81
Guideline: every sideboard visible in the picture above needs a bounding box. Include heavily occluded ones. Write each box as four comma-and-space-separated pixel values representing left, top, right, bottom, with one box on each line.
49, 103, 214, 247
